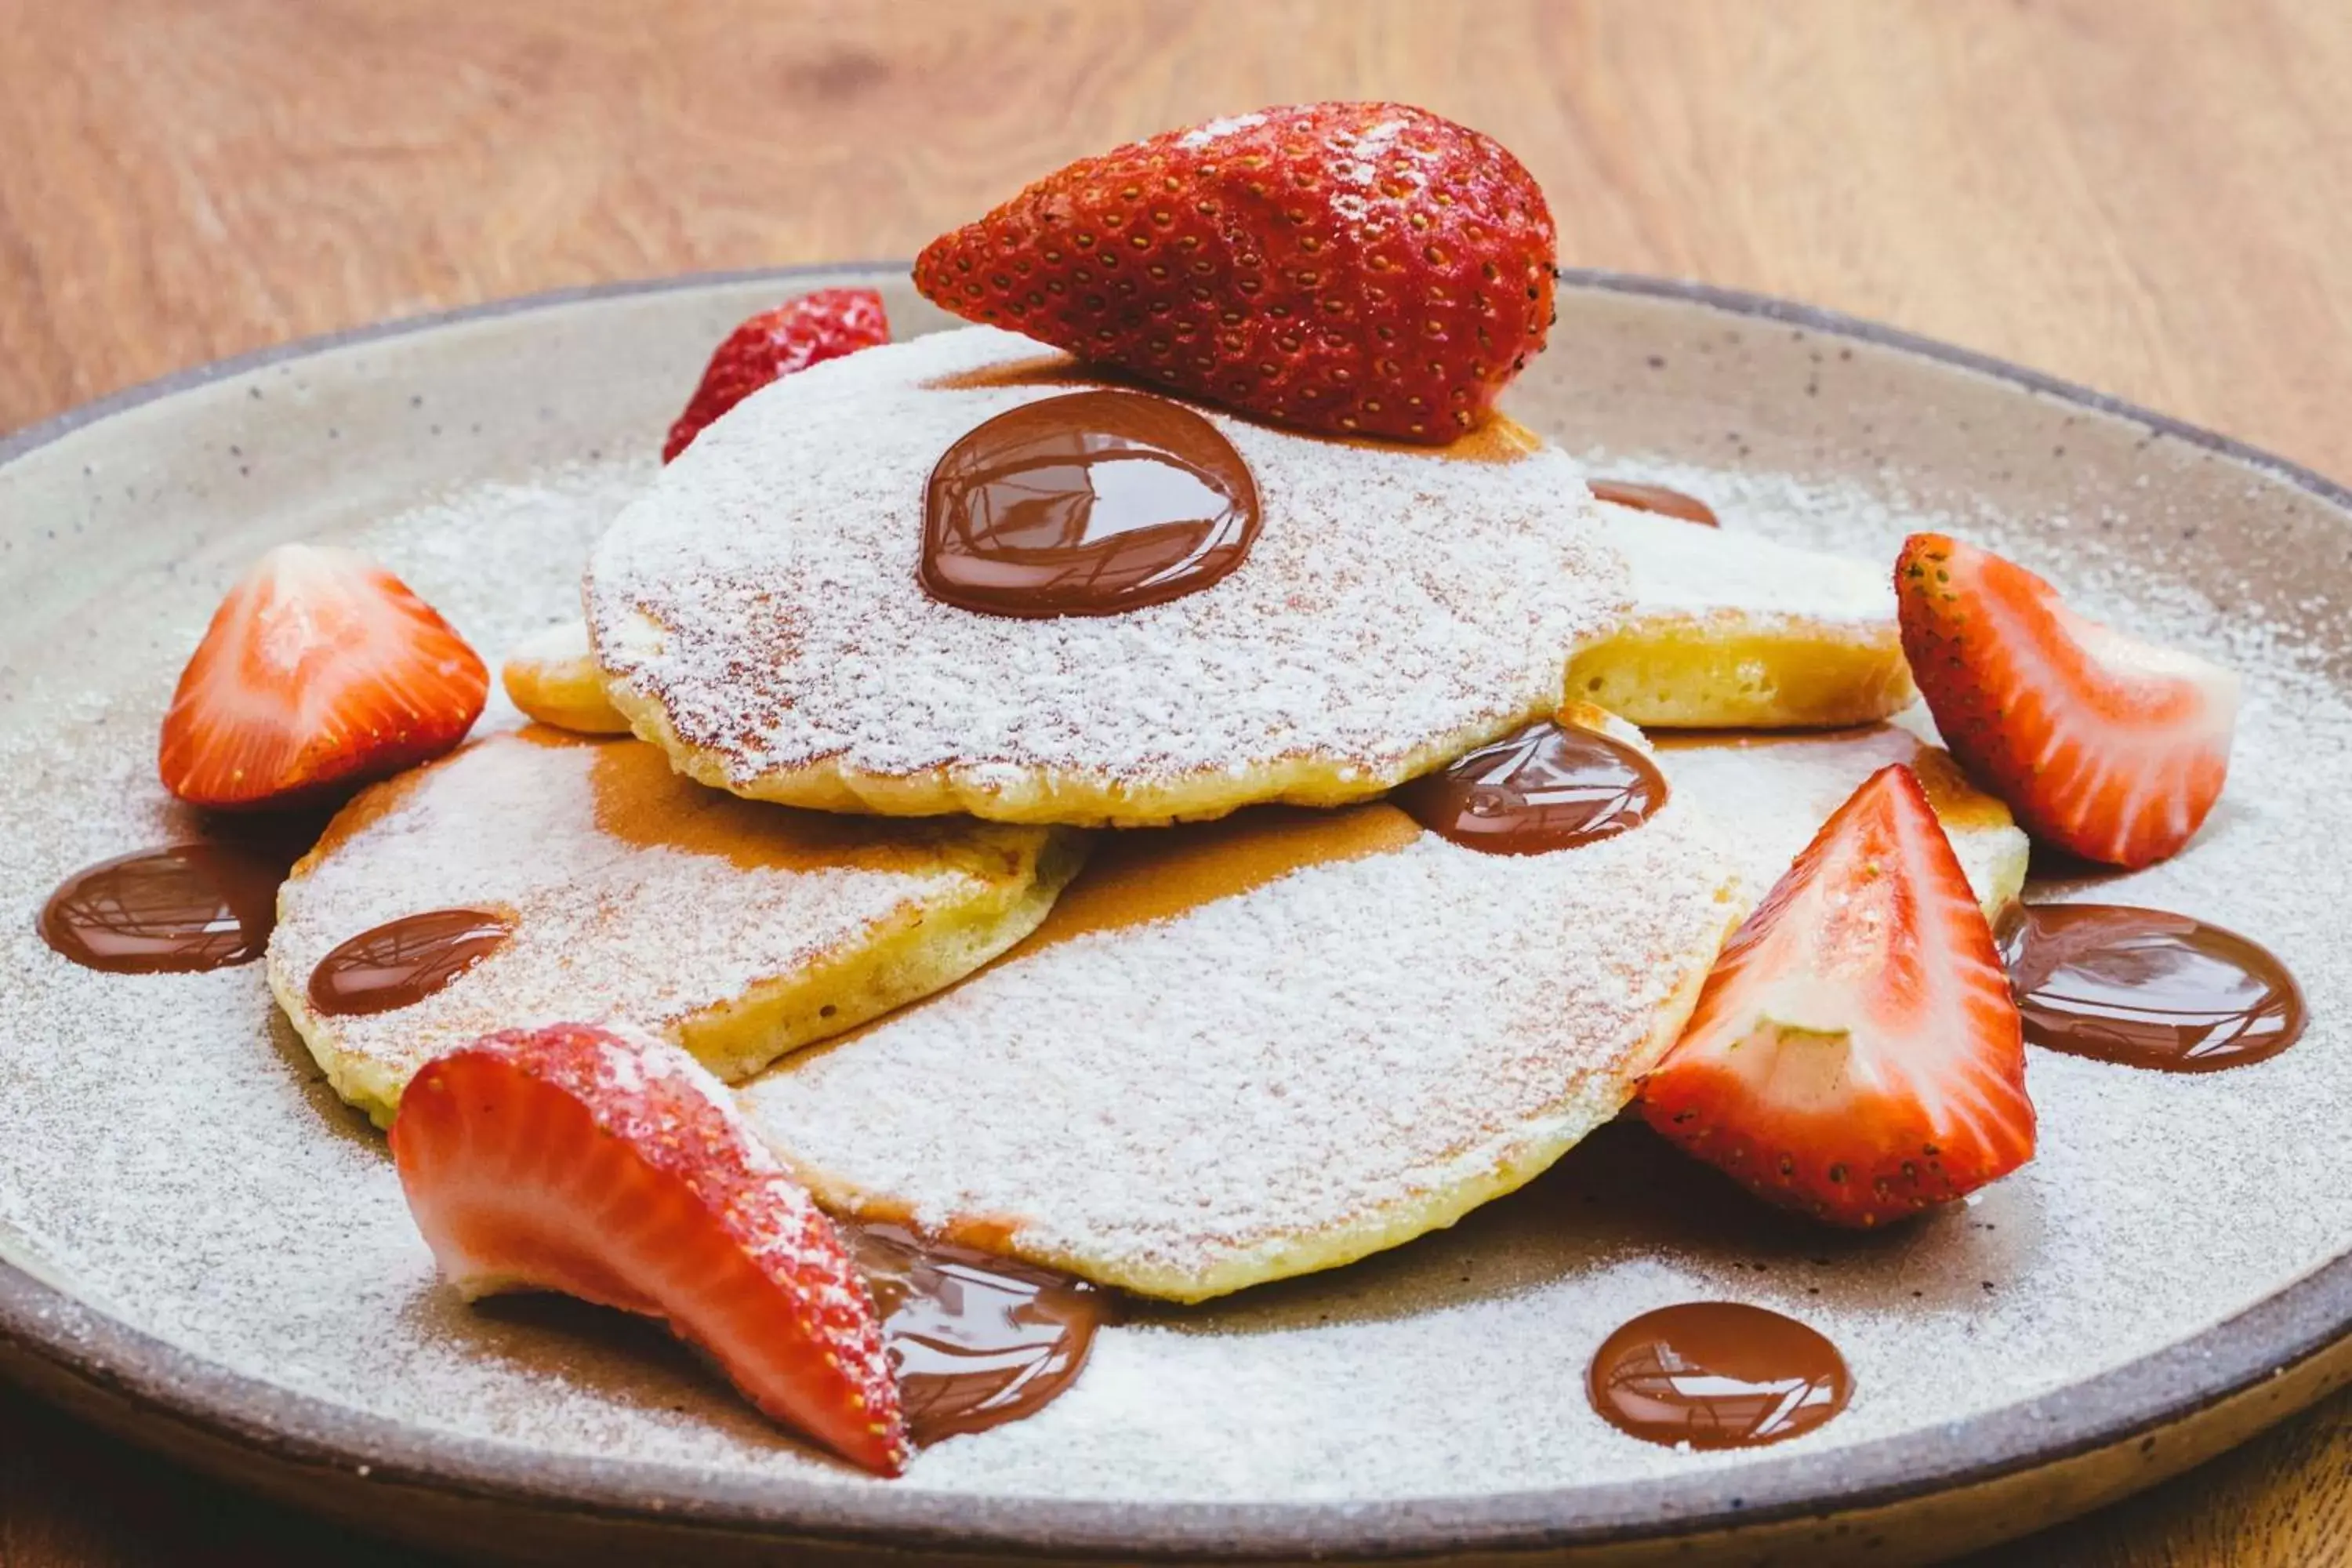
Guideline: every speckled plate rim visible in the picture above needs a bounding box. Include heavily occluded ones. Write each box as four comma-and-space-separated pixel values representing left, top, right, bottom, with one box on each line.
2, 263, 2348, 1559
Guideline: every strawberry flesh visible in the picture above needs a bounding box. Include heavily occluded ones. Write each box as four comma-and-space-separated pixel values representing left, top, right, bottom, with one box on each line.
663, 288, 890, 461
914, 101, 1555, 444
1640, 764, 2034, 1228
1896, 533, 2238, 869
390, 1023, 909, 1474
158, 544, 487, 810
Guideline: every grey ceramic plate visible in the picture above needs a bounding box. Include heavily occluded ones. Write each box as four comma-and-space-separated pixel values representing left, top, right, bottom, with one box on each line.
2, 267, 2349, 1568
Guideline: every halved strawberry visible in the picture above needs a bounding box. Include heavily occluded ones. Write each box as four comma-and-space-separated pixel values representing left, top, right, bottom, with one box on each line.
158, 545, 487, 810
1896, 533, 2238, 869
663, 288, 890, 461
1639, 765, 2034, 1228
913, 102, 1555, 444
390, 1022, 908, 1474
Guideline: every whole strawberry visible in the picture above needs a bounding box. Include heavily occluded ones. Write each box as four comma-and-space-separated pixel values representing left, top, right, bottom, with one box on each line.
662, 287, 891, 462
914, 102, 1555, 444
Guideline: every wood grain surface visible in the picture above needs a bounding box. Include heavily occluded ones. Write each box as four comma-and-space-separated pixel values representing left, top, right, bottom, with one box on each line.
1, 2, 2348, 1564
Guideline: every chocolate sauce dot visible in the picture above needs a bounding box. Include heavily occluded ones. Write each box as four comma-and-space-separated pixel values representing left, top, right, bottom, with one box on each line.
1589, 1302, 1850, 1450
921, 389, 1260, 619
848, 1222, 1116, 1446
39, 827, 318, 975
1590, 478, 1719, 527
1397, 720, 1667, 855
2002, 903, 2305, 1073
307, 908, 514, 1017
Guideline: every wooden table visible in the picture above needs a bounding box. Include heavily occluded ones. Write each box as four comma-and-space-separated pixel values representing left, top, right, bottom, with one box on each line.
1, 2, 2347, 1563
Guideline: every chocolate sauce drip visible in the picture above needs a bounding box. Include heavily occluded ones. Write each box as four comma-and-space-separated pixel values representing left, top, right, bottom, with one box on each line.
39, 822, 320, 974
1397, 720, 1668, 855
1590, 478, 1719, 527
306, 908, 514, 1017
922, 389, 1261, 618
1589, 1301, 1850, 1450
848, 1223, 1116, 1445
2002, 903, 2305, 1073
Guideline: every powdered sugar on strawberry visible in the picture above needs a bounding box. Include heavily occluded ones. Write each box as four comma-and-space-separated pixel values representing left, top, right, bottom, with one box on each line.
393, 1021, 909, 1472
1175, 112, 1267, 149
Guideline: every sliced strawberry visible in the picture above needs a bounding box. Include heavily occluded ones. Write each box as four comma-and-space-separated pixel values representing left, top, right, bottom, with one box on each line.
913, 101, 1555, 444
663, 288, 891, 461
1896, 533, 2238, 869
390, 1023, 908, 1474
158, 544, 487, 810
1640, 765, 2034, 1228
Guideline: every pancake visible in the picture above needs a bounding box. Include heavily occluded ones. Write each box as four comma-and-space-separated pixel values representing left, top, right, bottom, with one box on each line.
735, 713, 2022, 1301
1565, 499, 1918, 729
1653, 717, 2030, 924
267, 728, 1087, 1127
584, 326, 1632, 828
739, 710, 1744, 1301
500, 621, 631, 734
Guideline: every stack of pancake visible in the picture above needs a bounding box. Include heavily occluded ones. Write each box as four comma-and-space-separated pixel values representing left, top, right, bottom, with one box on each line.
270, 325, 2025, 1303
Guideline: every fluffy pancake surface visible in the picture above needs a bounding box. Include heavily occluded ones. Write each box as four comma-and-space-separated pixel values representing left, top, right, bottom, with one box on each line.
268, 728, 1084, 1126
584, 326, 1631, 827
740, 716, 1744, 1301
1655, 718, 2030, 924
1567, 499, 1917, 729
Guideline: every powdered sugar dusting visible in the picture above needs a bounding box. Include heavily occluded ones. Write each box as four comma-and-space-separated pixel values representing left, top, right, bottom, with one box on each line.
354, 463, 651, 668
586, 327, 1628, 791
421, 1021, 904, 1464
1602, 500, 1893, 624
1657, 722, 2027, 916
1332, 114, 1414, 190
452, 1019, 848, 1291
506, 617, 593, 668
742, 790, 1738, 1297
1175, 112, 1267, 150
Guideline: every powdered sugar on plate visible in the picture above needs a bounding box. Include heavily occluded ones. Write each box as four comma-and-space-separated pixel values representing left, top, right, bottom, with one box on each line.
354, 463, 650, 670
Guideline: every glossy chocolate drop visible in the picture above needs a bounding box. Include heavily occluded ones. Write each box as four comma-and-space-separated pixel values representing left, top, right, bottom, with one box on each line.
307, 908, 514, 1017
2002, 903, 2305, 1073
1397, 720, 1668, 855
1590, 1302, 1850, 1450
1591, 477, 1719, 527
848, 1222, 1116, 1445
39, 829, 316, 975
922, 388, 1261, 618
